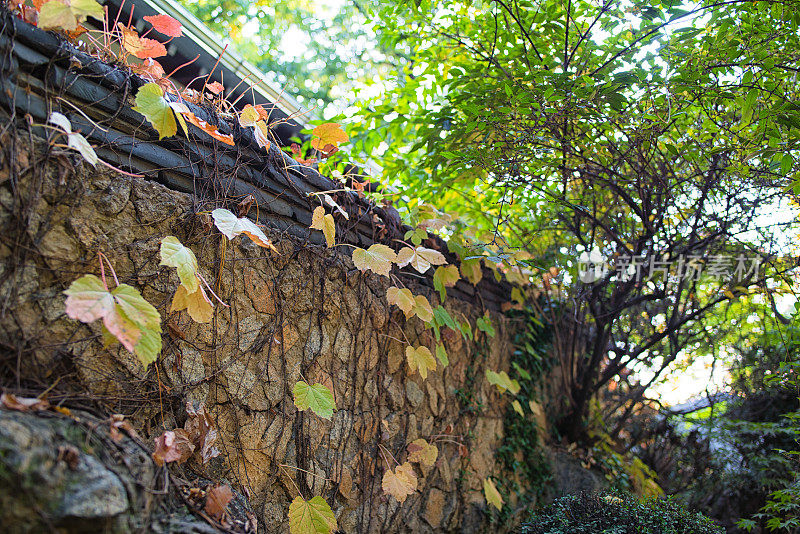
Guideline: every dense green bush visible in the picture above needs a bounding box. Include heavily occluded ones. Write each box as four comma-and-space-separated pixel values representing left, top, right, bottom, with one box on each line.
521, 491, 723, 534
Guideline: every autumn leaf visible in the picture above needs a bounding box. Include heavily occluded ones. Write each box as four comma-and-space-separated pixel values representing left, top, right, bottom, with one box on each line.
406, 345, 436, 380
205, 485, 234, 521
143, 14, 183, 37
182, 111, 235, 145
512, 400, 524, 416
159, 236, 199, 292
396, 246, 447, 274
129, 58, 165, 81
239, 105, 260, 127
407, 438, 438, 467
484, 478, 503, 511
435, 342, 449, 367
413, 294, 433, 323
253, 121, 272, 150
382, 462, 417, 503
352, 244, 397, 277
310, 123, 348, 152
310, 206, 335, 248
184, 402, 220, 464
64, 274, 162, 368
386, 286, 414, 317
211, 208, 277, 250
38, 0, 103, 31
485, 369, 520, 395
460, 258, 483, 285
152, 428, 195, 466
433, 264, 459, 300
170, 283, 213, 323
118, 24, 167, 59
1, 393, 50, 412
288, 496, 337, 534
206, 81, 225, 95
323, 194, 349, 220
132, 83, 176, 140
48, 112, 98, 166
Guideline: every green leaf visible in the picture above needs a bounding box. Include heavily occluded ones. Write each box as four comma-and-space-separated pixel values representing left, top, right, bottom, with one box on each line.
64, 274, 162, 369
435, 342, 449, 367
132, 83, 177, 140
486, 369, 520, 395
160, 236, 200, 292
476, 312, 496, 337
288, 496, 337, 534
512, 362, 531, 381
111, 284, 161, 330
293, 381, 336, 419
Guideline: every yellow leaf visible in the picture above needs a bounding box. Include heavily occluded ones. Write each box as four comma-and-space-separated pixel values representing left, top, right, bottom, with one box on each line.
483, 477, 503, 511
352, 244, 397, 277
407, 438, 438, 467
396, 246, 447, 274
512, 400, 524, 416
239, 105, 260, 127
434, 265, 460, 287
413, 294, 433, 323
39, 0, 103, 31
310, 206, 335, 248
406, 345, 436, 380
288, 496, 337, 534
386, 286, 415, 317
170, 283, 213, 323
382, 462, 417, 503
310, 123, 349, 151
460, 258, 483, 285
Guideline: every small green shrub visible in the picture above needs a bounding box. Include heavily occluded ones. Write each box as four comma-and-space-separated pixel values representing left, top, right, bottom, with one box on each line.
521, 491, 723, 534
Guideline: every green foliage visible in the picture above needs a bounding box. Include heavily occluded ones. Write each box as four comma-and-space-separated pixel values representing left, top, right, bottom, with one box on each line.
521, 491, 724, 534
494, 305, 553, 523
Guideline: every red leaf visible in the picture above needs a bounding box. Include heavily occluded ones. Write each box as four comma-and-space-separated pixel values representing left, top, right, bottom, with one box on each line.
119, 24, 167, 59
206, 81, 224, 95
143, 14, 182, 37
205, 485, 233, 520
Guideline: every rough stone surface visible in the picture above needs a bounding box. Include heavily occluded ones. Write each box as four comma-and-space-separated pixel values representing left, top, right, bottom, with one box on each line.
0, 140, 521, 532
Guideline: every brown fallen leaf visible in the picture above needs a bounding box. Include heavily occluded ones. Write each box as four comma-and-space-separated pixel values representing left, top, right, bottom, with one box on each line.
382, 462, 417, 503
152, 428, 195, 466
185, 402, 220, 464
205, 484, 234, 520
1, 392, 50, 412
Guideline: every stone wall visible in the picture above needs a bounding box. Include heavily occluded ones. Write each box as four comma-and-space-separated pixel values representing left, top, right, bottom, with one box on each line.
0, 138, 521, 532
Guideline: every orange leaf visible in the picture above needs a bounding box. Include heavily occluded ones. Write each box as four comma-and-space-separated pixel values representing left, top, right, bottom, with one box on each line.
119, 24, 167, 59
143, 14, 182, 37
182, 111, 234, 145
129, 58, 165, 81
205, 485, 234, 520
310, 123, 348, 151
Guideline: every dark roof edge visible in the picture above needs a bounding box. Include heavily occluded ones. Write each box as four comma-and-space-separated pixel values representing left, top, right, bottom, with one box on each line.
0, 9, 514, 310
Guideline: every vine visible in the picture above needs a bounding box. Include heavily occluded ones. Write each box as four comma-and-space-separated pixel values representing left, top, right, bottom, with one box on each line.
3, 0, 546, 529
